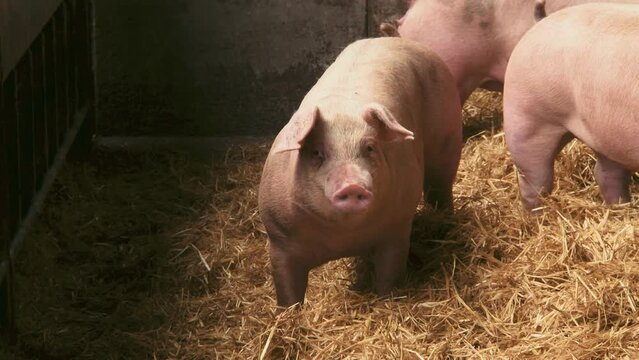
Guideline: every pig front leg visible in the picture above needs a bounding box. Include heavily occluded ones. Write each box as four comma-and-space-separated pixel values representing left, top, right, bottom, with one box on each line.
424, 136, 462, 211
424, 168, 455, 210
371, 223, 411, 295
594, 152, 631, 204
504, 116, 574, 211
269, 243, 310, 308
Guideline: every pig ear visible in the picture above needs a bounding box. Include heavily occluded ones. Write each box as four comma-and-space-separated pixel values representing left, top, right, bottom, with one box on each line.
379, 22, 399, 37
362, 103, 415, 143
272, 107, 320, 153
534, 0, 546, 22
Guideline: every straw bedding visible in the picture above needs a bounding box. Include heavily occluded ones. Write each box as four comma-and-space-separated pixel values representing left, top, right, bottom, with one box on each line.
2, 90, 639, 359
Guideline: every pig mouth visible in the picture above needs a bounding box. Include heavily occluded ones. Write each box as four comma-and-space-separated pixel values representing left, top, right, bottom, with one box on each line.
330, 183, 374, 214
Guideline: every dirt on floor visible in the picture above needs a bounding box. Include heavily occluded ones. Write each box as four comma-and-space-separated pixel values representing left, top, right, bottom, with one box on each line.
1, 90, 639, 359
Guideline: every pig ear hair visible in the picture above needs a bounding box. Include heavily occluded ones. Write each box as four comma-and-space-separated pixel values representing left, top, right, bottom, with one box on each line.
362, 103, 415, 143
272, 106, 320, 153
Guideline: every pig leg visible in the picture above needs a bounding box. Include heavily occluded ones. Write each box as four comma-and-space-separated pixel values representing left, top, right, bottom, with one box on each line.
424, 170, 454, 210
424, 138, 462, 210
269, 244, 310, 307
594, 152, 631, 204
505, 118, 574, 210
371, 223, 411, 295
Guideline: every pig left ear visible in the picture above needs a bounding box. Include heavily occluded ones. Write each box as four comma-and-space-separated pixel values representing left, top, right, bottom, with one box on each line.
272, 106, 320, 153
362, 103, 415, 142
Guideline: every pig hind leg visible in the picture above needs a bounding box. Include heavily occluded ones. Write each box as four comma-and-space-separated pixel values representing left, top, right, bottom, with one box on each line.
594, 152, 631, 204
269, 243, 311, 308
505, 115, 574, 210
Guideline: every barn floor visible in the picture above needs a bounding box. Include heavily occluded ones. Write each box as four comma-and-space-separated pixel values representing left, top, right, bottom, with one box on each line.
2, 91, 639, 359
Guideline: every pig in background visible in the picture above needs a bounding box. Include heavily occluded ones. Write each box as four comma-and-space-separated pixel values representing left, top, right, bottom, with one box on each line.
503, 3, 639, 210
258, 37, 462, 307
393, 0, 639, 102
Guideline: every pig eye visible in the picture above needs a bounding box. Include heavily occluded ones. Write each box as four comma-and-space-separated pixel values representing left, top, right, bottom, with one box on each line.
310, 149, 325, 166
312, 150, 324, 159
366, 145, 375, 153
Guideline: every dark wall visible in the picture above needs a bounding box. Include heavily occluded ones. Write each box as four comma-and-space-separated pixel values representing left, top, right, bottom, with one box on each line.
95, 0, 407, 137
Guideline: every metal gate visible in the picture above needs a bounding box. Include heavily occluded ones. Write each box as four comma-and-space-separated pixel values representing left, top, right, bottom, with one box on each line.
0, 0, 96, 340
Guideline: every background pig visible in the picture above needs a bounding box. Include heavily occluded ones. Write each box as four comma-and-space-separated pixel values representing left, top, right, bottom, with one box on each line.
503, 3, 639, 210
258, 37, 462, 307
396, 0, 639, 102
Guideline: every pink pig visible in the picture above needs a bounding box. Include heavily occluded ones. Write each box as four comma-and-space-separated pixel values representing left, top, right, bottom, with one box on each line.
258, 37, 462, 307
396, 0, 638, 102
503, 3, 639, 210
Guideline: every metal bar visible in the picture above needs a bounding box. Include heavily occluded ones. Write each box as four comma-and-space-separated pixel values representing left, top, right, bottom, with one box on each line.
0, 104, 91, 283
0, 48, 16, 343
54, 3, 69, 145
49, 14, 61, 162
32, 37, 47, 191
16, 51, 36, 221
0, 222, 16, 343
5, 72, 19, 242
67, 0, 95, 159
67, 0, 78, 120
0, 0, 96, 336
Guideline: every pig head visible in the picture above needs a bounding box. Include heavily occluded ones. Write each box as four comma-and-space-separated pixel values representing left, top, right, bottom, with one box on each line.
271, 104, 414, 219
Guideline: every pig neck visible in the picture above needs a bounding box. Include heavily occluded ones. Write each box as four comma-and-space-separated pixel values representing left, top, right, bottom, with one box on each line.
436, 40, 495, 103
426, 2, 517, 102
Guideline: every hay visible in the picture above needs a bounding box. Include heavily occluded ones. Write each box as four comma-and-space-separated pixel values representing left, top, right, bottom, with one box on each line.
2, 89, 639, 359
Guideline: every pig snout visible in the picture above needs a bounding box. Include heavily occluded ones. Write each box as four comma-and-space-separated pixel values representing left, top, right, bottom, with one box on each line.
331, 184, 373, 213
325, 163, 374, 214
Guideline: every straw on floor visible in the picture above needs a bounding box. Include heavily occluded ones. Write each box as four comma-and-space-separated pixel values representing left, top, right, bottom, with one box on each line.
3, 90, 639, 359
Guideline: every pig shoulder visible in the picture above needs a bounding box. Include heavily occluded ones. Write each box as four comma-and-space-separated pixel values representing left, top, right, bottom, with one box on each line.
258, 146, 297, 237
308, 38, 454, 102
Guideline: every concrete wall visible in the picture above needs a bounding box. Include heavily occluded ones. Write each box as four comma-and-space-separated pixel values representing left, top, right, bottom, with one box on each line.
0, 0, 62, 80
95, 0, 407, 137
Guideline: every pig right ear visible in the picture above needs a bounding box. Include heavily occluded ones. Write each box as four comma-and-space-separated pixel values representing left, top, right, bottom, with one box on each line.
272, 107, 320, 153
362, 103, 415, 143
534, 0, 546, 22
379, 22, 399, 37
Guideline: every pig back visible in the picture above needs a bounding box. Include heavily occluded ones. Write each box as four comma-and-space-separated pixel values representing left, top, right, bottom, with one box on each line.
506, 3, 639, 167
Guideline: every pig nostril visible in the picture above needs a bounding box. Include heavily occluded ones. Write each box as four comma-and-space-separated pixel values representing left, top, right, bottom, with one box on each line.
332, 184, 372, 211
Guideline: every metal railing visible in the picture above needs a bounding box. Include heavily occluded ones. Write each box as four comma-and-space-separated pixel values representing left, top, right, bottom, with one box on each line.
0, 0, 95, 340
